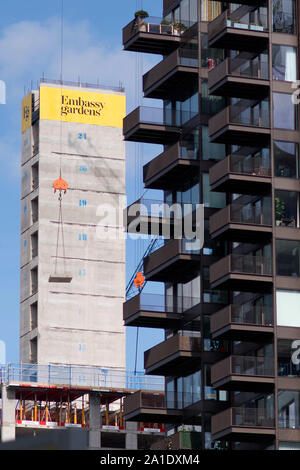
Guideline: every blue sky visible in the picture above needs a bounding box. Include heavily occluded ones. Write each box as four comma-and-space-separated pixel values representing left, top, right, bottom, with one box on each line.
0, 0, 165, 369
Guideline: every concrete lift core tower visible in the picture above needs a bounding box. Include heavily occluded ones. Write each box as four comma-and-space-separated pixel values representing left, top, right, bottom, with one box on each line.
20, 79, 126, 370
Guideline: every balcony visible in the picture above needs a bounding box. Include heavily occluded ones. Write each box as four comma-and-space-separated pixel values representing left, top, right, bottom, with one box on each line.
208, 100, 271, 146
210, 304, 274, 341
123, 106, 190, 144
211, 407, 275, 442
208, 10, 269, 52
143, 142, 200, 191
210, 254, 273, 291
209, 154, 271, 194
123, 293, 193, 329
144, 238, 201, 283
209, 202, 272, 242
208, 55, 269, 99
211, 356, 275, 392
125, 198, 182, 236
123, 16, 187, 55
143, 49, 198, 101
124, 390, 182, 423
144, 333, 202, 376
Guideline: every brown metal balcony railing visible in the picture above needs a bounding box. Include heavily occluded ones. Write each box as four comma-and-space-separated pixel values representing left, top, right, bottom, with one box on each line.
210, 202, 272, 235
212, 356, 274, 384
124, 106, 197, 132
211, 304, 273, 332
143, 141, 200, 190
208, 10, 268, 41
144, 49, 198, 91
208, 55, 269, 90
210, 254, 272, 288
123, 16, 195, 53
209, 154, 271, 192
212, 407, 275, 436
124, 293, 201, 316
144, 333, 201, 374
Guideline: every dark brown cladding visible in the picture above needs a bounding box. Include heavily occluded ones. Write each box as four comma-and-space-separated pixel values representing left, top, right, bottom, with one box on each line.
143, 142, 200, 190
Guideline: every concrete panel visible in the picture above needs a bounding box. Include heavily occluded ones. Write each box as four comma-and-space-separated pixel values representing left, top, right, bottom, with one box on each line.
38, 328, 125, 368
39, 120, 125, 160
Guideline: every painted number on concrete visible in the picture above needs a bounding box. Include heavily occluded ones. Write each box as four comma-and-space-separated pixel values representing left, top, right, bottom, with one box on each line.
79, 166, 88, 172
78, 133, 87, 140
78, 234, 87, 241
79, 200, 87, 207
78, 269, 87, 277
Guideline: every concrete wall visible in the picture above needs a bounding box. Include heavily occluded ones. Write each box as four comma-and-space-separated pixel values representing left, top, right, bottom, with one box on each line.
20, 84, 126, 370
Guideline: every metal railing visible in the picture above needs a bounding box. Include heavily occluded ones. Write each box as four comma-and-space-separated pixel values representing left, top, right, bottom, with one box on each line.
129, 293, 201, 314
232, 407, 274, 427
0, 363, 164, 391
230, 202, 272, 226
132, 16, 194, 36
40, 77, 124, 93
231, 304, 273, 326
231, 355, 274, 376
231, 254, 272, 276
230, 154, 271, 176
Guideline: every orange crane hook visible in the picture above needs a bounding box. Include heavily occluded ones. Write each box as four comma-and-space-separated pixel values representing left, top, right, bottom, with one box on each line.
53, 177, 68, 194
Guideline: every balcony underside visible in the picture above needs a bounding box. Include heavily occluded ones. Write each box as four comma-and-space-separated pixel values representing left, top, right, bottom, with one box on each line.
208, 28, 269, 52
211, 324, 274, 341
209, 124, 271, 146
210, 173, 271, 194
210, 223, 272, 243
123, 32, 181, 55
145, 254, 201, 283
124, 407, 182, 424
210, 274, 273, 292
212, 374, 275, 392
212, 427, 275, 442
145, 352, 202, 376
144, 67, 198, 101
124, 308, 182, 329
144, 158, 199, 190
209, 76, 269, 100
124, 123, 181, 144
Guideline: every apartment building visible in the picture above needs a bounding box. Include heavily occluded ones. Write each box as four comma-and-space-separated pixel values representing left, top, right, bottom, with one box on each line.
122, 0, 300, 451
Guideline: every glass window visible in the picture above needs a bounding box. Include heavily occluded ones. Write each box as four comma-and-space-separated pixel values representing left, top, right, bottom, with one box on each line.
274, 141, 299, 178
201, 126, 225, 161
278, 390, 300, 429
201, 33, 224, 68
278, 338, 300, 376
202, 173, 226, 208
201, 80, 224, 115
279, 441, 300, 450
272, 45, 297, 81
277, 291, 300, 327
276, 240, 300, 277
272, 0, 296, 34
275, 190, 298, 227
273, 92, 298, 129
190, 0, 198, 24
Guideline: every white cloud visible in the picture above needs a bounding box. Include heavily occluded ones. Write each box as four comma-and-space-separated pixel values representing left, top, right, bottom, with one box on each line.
0, 16, 160, 182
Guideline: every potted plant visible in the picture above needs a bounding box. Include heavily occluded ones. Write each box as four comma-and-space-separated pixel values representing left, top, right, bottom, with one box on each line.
134, 10, 149, 19
172, 22, 187, 35
134, 10, 149, 31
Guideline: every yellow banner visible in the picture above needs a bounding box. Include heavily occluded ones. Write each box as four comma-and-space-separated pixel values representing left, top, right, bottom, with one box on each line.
39, 86, 125, 128
21, 93, 32, 133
